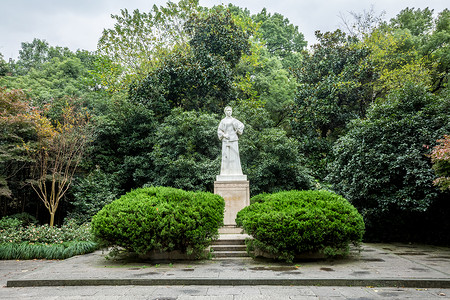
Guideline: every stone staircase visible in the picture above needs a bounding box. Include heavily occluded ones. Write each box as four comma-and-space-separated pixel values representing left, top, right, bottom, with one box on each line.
210, 234, 252, 259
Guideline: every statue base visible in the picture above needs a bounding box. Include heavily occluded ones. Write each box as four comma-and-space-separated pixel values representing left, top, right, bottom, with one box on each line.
216, 174, 247, 181
214, 180, 250, 226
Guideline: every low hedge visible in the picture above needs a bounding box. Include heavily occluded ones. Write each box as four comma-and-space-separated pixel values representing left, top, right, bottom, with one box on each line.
0, 220, 94, 244
236, 190, 365, 262
0, 217, 98, 260
91, 186, 225, 258
0, 241, 98, 260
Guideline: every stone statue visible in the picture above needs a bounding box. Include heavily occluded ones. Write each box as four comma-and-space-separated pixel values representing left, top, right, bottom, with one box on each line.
217, 106, 246, 181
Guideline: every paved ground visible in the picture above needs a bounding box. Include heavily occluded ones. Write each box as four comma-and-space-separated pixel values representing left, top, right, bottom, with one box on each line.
1, 242, 449, 299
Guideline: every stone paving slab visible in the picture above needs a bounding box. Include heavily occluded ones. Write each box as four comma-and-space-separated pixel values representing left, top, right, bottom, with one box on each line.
1, 243, 450, 289
0, 286, 449, 299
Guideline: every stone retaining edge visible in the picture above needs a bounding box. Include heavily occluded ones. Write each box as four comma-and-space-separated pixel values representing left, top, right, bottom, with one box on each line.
6, 278, 450, 288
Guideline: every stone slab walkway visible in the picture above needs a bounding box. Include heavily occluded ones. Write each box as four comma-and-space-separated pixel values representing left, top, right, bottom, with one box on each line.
1, 242, 449, 289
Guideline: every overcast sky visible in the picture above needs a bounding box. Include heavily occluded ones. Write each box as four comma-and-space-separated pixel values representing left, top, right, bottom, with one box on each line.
0, 0, 447, 60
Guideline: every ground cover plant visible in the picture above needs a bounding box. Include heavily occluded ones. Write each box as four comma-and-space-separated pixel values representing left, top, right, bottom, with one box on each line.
91, 186, 225, 258
0, 216, 97, 259
236, 190, 365, 262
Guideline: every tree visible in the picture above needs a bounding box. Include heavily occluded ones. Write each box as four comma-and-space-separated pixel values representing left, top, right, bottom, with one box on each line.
421, 9, 450, 93
96, 0, 201, 91
185, 6, 251, 68
129, 47, 234, 119
364, 27, 430, 97
291, 30, 375, 179
430, 135, 450, 191
0, 53, 11, 76
14, 38, 75, 75
389, 7, 434, 36
148, 109, 220, 191
2, 57, 90, 104
252, 8, 306, 68
0, 88, 37, 209
129, 6, 252, 118
29, 104, 91, 226
232, 102, 314, 194
327, 83, 450, 242
86, 96, 157, 192
249, 54, 298, 130
339, 6, 385, 39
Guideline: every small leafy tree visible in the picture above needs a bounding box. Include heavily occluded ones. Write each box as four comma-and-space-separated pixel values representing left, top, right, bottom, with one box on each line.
30, 104, 91, 226
430, 135, 450, 190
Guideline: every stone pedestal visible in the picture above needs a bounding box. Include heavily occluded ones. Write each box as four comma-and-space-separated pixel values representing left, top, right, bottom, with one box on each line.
214, 180, 250, 226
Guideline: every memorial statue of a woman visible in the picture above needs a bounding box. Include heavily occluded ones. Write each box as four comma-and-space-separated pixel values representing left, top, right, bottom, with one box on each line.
217, 106, 246, 181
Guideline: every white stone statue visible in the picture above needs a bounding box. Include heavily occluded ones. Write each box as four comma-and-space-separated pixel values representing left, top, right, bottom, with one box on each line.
216, 106, 247, 181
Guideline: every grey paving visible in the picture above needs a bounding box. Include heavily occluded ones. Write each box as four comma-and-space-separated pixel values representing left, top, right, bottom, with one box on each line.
1, 242, 450, 299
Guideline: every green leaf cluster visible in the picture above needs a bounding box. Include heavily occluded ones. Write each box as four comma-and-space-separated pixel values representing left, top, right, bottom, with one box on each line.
91, 186, 224, 257
236, 190, 365, 262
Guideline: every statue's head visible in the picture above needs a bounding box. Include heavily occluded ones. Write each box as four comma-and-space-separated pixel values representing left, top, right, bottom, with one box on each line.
224, 106, 232, 117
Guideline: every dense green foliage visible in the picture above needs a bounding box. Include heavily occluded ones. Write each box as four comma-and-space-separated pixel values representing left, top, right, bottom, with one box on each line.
67, 169, 122, 224
129, 47, 234, 118
147, 109, 221, 191
236, 190, 365, 262
291, 30, 375, 179
233, 103, 314, 194
91, 186, 224, 257
0, 216, 97, 259
327, 84, 450, 242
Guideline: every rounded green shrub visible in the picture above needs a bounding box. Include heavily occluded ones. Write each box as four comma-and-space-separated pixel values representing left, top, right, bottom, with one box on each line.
91, 186, 225, 257
236, 190, 365, 262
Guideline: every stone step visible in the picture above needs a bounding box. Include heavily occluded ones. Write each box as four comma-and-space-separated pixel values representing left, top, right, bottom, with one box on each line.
213, 233, 251, 245
213, 251, 250, 258
211, 245, 247, 252
210, 234, 252, 259
219, 226, 243, 234
213, 239, 246, 246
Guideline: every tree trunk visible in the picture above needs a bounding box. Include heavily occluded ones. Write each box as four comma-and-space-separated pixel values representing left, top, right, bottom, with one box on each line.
49, 212, 55, 227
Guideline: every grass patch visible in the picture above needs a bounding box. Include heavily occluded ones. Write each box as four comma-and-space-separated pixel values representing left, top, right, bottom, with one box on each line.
0, 241, 98, 260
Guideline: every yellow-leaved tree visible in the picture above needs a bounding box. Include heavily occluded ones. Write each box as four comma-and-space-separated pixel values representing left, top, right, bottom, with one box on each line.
29, 103, 91, 226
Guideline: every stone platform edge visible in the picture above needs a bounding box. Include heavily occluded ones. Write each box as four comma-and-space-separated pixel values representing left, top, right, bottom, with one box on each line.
7, 278, 450, 288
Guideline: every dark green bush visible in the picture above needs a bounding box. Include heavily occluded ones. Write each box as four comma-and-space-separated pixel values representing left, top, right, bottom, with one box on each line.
236, 190, 365, 262
91, 186, 225, 257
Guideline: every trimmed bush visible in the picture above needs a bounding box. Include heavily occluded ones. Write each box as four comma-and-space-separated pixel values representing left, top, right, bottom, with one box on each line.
91, 186, 225, 257
236, 190, 365, 262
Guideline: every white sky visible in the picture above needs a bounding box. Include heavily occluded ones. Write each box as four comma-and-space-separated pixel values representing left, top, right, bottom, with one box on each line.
0, 0, 448, 60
